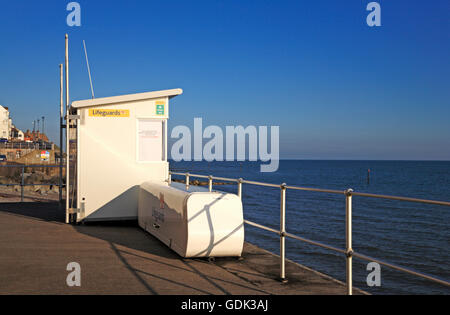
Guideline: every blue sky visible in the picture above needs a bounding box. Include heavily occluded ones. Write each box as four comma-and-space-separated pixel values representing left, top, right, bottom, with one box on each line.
0, 0, 449, 160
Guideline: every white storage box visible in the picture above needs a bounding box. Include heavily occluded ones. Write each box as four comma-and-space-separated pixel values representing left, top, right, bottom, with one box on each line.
138, 181, 244, 258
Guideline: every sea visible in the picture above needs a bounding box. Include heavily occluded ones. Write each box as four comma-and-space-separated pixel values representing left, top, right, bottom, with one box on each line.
170, 160, 450, 295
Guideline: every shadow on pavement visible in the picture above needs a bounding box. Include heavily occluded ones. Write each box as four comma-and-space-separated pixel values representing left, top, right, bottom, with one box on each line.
0, 202, 64, 223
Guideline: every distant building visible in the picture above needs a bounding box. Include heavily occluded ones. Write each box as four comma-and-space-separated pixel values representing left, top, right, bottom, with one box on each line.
24, 130, 33, 142
0, 105, 10, 140
23, 130, 49, 143
35, 131, 49, 142
11, 125, 25, 141
0, 106, 49, 144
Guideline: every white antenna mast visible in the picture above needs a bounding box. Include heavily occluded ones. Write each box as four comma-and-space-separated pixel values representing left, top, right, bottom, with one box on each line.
83, 40, 95, 99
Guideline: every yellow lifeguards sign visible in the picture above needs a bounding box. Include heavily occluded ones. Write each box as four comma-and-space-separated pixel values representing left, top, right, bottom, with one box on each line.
89, 109, 130, 117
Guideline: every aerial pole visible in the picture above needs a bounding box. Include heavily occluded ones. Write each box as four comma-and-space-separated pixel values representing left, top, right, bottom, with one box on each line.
83, 40, 95, 99
59, 64, 63, 206
65, 34, 70, 224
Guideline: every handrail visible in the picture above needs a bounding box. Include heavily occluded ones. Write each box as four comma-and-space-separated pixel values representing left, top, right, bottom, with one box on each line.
170, 171, 450, 206
169, 171, 450, 294
0, 164, 65, 202
350, 191, 450, 207
0, 165, 63, 168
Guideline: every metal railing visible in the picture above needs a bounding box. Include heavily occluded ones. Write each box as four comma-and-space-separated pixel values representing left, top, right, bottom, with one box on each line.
0, 165, 65, 202
170, 171, 450, 295
0, 142, 54, 150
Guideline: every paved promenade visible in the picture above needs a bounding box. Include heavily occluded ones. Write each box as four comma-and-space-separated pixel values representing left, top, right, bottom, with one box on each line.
0, 202, 366, 295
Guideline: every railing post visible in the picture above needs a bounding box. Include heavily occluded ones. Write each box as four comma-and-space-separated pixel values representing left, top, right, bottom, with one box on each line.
168, 172, 172, 185
59, 163, 63, 207
237, 178, 243, 199
208, 176, 213, 192
345, 189, 354, 295
280, 183, 288, 283
185, 173, 190, 191
21, 166, 24, 202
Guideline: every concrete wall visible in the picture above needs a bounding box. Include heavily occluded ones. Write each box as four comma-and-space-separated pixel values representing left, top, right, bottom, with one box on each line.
0, 148, 35, 161
13, 149, 56, 164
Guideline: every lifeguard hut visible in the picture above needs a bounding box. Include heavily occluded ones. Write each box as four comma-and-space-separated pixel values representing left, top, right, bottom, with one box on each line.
68, 89, 182, 222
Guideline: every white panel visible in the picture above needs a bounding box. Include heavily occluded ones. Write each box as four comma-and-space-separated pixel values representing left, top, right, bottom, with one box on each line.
137, 119, 163, 162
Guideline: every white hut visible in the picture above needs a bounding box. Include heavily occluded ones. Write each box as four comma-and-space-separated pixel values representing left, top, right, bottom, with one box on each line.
69, 89, 182, 222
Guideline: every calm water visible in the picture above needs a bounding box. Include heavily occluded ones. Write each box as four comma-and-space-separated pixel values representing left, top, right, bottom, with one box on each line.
170, 160, 450, 295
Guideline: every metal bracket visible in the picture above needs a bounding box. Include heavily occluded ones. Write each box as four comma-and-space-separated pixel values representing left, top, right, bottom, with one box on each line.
66, 115, 81, 120
67, 208, 81, 214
